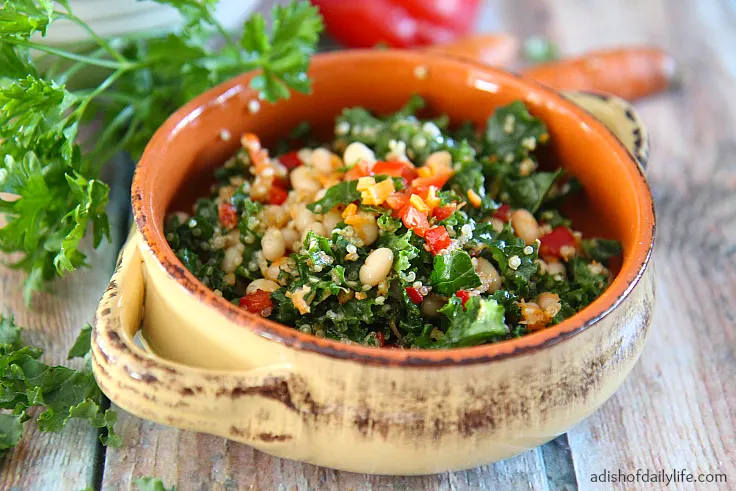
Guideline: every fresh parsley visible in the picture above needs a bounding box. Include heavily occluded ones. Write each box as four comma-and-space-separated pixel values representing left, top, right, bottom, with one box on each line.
0, 316, 119, 453
0, 0, 323, 303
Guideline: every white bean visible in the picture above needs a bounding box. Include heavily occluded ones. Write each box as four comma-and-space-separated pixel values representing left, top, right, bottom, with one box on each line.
301, 222, 327, 241
263, 205, 289, 228
537, 292, 561, 318
321, 208, 343, 234
290, 165, 321, 193
311, 147, 335, 173
511, 209, 540, 245
281, 227, 300, 250
295, 207, 317, 232
353, 213, 379, 246
421, 294, 446, 318
246, 278, 281, 295
546, 260, 567, 276
474, 257, 502, 293
261, 228, 285, 261
489, 217, 505, 233
359, 248, 394, 287
222, 244, 244, 273
343, 141, 376, 167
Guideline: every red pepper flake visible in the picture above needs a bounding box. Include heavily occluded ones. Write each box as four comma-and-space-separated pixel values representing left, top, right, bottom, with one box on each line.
424, 226, 451, 255
268, 185, 289, 205
405, 286, 424, 304
217, 202, 238, 229
539, 226, 576, 258
456, 290, 471, 308
493, 203, 511, 222
278, 151, 302, 169
375, 331, 385, 346
239, 290, 273, 316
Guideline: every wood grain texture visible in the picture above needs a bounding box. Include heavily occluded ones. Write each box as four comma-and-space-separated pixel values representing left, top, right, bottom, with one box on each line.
544, 0, 736, 490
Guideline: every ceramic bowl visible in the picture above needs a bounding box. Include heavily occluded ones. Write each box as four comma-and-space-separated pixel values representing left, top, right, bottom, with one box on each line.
92, 50, 655, 475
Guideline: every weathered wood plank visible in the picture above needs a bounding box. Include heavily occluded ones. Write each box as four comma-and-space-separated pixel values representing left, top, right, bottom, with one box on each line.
538, 0, 736, 490
102, 420, 551, 491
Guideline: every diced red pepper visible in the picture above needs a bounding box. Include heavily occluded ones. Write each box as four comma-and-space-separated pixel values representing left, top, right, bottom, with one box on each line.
456, 290, 471, 308
399, 204, 430, 237
386, 191, 410, 212
431, 204, 456, 222
277, 151, 302, 169
424, 226, 451, 255
344, 160, 373, 181
539, 226, 576, 258
493, 203, 511, 222
239, 290, 273, 316
405, 286, 424, 304
375, 331, 385, 346
411, 173, 452, 196
218, 202, 238, 229
268, 185, 289, 205
373, 160, 418, 183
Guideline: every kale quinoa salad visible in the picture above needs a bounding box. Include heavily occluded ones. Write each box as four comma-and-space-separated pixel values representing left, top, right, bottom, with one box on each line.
164, 97, 622, 349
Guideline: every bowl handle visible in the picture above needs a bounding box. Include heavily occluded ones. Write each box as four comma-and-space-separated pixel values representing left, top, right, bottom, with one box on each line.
92, 233, 306, 445
563, 91, 649, 170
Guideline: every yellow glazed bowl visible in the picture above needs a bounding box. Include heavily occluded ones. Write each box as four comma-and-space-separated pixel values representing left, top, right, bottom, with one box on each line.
93, 51, 655, 475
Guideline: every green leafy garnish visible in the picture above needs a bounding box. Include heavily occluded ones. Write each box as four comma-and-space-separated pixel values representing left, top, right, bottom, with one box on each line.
0, 0, 323, 303
583, 238, 623, 264
429, 250, 481, 296
0, 315, 119, 453
307, 180, 360, 213
438, 295, 508, 347
504, 169, 565, 213
485, 100, 548, 161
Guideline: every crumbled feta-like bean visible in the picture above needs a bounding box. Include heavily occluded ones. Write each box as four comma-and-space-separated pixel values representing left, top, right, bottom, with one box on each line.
524, 245, 534, 255
509, 255, 522, 270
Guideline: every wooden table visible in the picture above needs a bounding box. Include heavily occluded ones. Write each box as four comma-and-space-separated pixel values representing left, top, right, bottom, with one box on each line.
2, 0, 734, 489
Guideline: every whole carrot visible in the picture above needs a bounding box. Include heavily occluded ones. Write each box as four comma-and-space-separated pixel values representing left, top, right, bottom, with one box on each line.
426, 34, 519, 68
522, 47, 677, 101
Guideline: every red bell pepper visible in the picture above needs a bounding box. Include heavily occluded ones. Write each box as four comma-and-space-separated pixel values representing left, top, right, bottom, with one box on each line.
399, 204, 430, 237
218, 202, 238, 229
277, 151, 302, 169
493, 203, 511, 222
431, 204, 456, 222
239, 290, 273, 316
539, 226, 576, 258
373, 160, 418, 183
456, 290, 471, 308
425, 226, 451, 255
405, 287, 424, 304
268, 186, 289, 205
312, 0, 481, 49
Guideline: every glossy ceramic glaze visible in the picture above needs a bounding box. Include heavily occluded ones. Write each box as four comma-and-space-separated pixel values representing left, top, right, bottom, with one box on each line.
93, 51, 655, 475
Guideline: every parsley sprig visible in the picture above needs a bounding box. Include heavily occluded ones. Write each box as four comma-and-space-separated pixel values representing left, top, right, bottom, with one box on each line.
0, 317, 120, 452
0, 0, 323, 302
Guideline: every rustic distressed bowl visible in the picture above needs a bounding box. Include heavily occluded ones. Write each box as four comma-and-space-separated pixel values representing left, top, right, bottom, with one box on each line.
92, 51, 655, 475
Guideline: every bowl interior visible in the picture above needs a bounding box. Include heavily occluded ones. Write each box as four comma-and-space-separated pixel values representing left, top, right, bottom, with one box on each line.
134, 50, 654, 360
